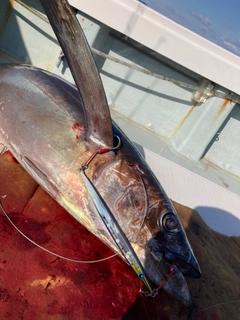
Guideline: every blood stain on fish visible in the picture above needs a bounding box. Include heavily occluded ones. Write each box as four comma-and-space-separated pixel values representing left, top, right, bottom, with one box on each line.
72, 123, 81, 140
72, 123, 87, 140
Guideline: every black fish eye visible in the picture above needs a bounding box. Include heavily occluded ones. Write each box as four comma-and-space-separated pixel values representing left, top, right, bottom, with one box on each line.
161, 213, 180, 233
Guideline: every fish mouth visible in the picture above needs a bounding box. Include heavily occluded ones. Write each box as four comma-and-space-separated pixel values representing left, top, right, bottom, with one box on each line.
163, 247, 201, 279
145, 248, 193, 307
145, 232, 201, 306
162, 263, 193, 307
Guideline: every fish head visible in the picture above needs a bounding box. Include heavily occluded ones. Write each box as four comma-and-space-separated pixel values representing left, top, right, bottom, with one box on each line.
144, 206, 201, 306
91, 132, 201, 306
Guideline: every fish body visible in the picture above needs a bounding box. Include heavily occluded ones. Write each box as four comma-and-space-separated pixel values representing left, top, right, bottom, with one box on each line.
0, 0, 200, 306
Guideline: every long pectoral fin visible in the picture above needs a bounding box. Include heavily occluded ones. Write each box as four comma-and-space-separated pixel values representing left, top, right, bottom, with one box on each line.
40, 0, 113, 147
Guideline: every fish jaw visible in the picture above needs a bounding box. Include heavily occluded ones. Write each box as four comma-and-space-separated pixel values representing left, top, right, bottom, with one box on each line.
144, 233, 198, 306
160, 264, 193, 307
132, 240, 192, 307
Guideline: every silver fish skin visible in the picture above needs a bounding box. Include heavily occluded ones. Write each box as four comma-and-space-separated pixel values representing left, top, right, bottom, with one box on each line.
0, 0, 201, 306
0, 64, 199, 306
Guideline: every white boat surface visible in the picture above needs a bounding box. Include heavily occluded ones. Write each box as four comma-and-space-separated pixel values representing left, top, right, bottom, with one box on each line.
0, 0, 240, 236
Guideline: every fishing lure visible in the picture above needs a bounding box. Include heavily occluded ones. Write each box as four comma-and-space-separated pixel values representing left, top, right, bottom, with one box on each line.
79, 137, 153, 294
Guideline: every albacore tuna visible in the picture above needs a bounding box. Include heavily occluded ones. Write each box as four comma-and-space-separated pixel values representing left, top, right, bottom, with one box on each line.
0, 0, 200, 306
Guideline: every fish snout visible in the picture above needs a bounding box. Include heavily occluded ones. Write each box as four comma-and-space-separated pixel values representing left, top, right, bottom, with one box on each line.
145, 241, 193, 307
145, 219, 201, 305
164, 245, 201, 278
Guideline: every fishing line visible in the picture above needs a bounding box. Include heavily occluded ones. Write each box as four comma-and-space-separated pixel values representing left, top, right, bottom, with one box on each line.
0, 203, 117, 263
201, 299, 240, 312
140, 261, 175, 298
140, 294, 152, 320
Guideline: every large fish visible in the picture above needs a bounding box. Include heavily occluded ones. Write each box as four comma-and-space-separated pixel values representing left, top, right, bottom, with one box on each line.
0, 0, 200, 306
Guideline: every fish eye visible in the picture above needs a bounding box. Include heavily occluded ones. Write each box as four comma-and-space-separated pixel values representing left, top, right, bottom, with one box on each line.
161, 213, 180, 233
